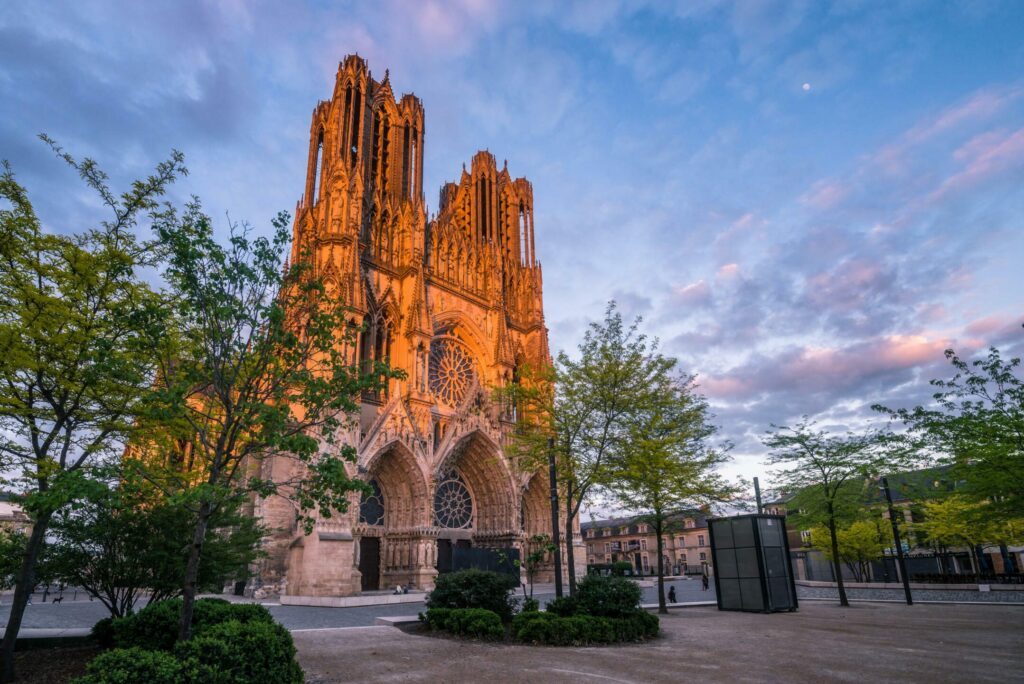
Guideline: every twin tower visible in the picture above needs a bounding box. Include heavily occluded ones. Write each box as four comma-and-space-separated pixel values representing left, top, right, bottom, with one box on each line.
258, 55, 569, 598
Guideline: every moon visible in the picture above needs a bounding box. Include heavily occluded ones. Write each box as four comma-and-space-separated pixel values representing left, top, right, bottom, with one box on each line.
802, 83, 811, 91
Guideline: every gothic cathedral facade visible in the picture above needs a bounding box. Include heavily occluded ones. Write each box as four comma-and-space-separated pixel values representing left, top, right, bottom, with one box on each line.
255, 55, 577, 597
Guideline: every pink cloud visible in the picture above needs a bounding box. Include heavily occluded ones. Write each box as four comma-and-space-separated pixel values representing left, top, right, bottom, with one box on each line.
702, 335, 952, 402
716, 263, 740, 280
673, 279, 711, 306
930, 126, 1024, 200
800, 179, 848, 209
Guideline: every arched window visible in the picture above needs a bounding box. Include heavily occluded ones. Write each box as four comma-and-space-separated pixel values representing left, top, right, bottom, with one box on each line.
312, 130, 324, 205
434, 470, 472, 529
359, 479, 384, 526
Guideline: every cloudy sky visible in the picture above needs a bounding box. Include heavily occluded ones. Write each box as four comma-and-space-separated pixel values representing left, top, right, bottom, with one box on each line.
2, 0, 1023, 491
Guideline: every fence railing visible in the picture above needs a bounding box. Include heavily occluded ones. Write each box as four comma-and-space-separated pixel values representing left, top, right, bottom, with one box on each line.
910, 573, 1024, 585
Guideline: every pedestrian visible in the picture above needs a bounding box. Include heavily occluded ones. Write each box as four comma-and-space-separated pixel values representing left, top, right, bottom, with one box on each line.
668, 586, 677, 604
701, 573, 709, 591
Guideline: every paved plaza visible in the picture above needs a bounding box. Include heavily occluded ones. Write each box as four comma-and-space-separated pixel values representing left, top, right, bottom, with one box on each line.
294, 603, 1024, 684
0, 579, 716, 633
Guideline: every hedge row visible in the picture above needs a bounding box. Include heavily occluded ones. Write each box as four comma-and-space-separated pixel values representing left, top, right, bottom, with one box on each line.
77, 599, 302, 684
421, 607, 504, 640
511, 610, 658, 646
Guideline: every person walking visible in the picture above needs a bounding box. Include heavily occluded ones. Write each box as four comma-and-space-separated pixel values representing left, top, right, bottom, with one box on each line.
701, 573, 709, 591
668, 586, 677, 604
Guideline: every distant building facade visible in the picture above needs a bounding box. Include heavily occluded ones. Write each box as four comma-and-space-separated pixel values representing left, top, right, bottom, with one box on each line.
0, 493, 30, 535
582, 512, 712, 576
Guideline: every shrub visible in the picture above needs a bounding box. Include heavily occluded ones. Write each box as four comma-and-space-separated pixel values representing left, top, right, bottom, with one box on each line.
111, 600, 181, 651
174, 619, 303, 684
425, 569, 518, 621
422, 607, 504, 640
608, 611, 660, 641
574, 575, 642, 618
513, 612, 617, 646
91, 617, 116, 649
73, 647, 183, 684
544, 595, 578, 617
112, 598, 274, 651
520, 597, 540, 613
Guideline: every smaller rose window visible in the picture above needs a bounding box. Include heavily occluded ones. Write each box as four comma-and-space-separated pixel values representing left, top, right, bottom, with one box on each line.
433, 470, 473, 529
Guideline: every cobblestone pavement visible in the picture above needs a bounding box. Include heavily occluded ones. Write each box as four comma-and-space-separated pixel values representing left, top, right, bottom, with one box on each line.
796, 585, 1024, 603
294, 602, 1024, 683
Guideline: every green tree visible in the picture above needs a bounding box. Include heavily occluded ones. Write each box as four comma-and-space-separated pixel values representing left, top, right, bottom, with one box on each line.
764, 419, 889, 606
908, 494, 1024, 574
47, 464, 263, 618
808, 518, 887, 582
504, 302, 665, 593
0, 143, 184, 682
149, 201, 400, 641
604, 374, 737, 614
875, 345, 1024, 523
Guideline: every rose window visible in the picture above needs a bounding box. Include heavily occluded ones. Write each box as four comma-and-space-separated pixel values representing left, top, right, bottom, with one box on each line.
429, 337, 475, 407
359, 479, 385, 526
433, 470, 473, 529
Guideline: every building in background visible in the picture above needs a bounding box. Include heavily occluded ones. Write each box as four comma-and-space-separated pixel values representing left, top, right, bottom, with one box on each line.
583, 511, 712, 577
0, 493, 30, 535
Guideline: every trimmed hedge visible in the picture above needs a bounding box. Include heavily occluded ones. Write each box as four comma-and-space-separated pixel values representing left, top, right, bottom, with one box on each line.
425, 569, 518, 621
421, 607, 504, 640
511, 610, 659, 646
520, 597, 540, 613
110, 598, 274, 651
174, 620, 304, 684
574, 575, 642, 618
74, 647, 184, 684
78, 599, 303, 684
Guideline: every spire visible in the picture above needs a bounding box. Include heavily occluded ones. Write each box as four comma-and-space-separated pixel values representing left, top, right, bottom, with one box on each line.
494, 313, 514, 366
405, 260, 432, 338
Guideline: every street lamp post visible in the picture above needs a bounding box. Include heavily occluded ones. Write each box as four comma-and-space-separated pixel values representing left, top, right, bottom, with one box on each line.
548, 437, 564, 598
880, 476, 913, 606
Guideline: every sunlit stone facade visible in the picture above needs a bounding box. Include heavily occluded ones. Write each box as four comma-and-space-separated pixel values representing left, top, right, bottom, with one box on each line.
255, 55, 579, 597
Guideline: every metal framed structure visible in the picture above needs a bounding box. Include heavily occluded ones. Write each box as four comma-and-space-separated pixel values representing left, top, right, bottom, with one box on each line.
708, 513, 799, 613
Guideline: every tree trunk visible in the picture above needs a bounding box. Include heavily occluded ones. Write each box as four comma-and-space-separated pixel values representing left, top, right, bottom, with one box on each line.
655, 519, 667, 615
178, 500, 212, 643
826, 505, 849, 607
564, 487, 576, 595
1, 511, 53, 683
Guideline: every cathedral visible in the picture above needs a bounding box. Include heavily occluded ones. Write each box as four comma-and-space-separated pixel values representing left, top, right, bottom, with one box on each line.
255, 55, 579, 598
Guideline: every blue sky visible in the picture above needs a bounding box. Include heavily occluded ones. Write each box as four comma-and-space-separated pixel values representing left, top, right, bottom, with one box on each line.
2, 1, 1023, 490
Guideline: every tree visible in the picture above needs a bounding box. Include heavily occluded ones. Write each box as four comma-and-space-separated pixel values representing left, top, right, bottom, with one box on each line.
908, 494, 1024, 575
875, 345, 1024, 523
149, 201, 400, 641
809, 519, 887, 582
47, 464, 263, 618
504, 302, 665, 593
764, 419, 889, 607
519, 533, 556, 600
604, 374, 737, 614
0, 143, 184, 682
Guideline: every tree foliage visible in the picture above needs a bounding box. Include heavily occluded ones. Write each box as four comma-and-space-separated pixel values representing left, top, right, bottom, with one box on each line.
875, 345, 1024, 522
0, 141, 185, 682
809, 518, 887, 583
503, 302, 671, 592
146, 200, 401, 640
764, 419, 893, 606
604, 374, 737, 613
47, 465, 263, 618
